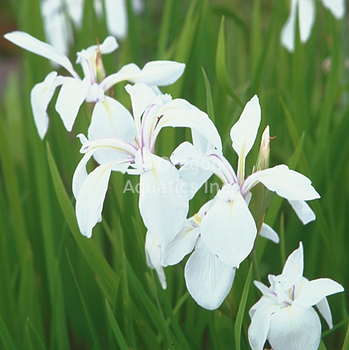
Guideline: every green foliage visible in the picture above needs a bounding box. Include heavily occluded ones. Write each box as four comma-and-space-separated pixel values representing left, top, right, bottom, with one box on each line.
0, 0, 348, 349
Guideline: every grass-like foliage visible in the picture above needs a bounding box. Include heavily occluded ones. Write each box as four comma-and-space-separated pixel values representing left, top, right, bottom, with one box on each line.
0, 0, 348, 349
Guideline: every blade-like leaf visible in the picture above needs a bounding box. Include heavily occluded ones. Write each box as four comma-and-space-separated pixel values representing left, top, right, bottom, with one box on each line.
234, 262, 253, 350
215, 16, 243, 107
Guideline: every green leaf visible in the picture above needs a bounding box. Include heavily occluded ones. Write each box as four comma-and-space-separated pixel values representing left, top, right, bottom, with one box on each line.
65, 249, 105, 350
319, 339, 328, 350
215, 16, 243, 107
25, 319, 47, 350
157, 0, 174, 59
105, 300, 129, 350
46, 142, 118, 303
342, 318, 349, 350
201, 67, 215, 122
0, 315, 17, 350
234, 262, 253, 350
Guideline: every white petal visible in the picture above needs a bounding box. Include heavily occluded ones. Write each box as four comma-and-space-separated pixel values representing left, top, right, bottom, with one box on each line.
184, 237, 236, 310
248, 297, 281, 350
294, 278, 344, 308
170, 142, 215, 200
127, 60, 185, 86
76, 161, 116, 237
316, 297, 333, 329
162, 219, 200, 267
259, 223, 280, 244
66, 0, 84, 25
4, 31, 78, 77
322, 0, 346, 19
154, 99, 222, 152
99, 36, 119, 54
243, 164, 320, 201
30, 71, 61, 138
55, 77, 90, 131
288, 199, 316, 224
145, 231, 167, 289
268, 305, 321, 350
88, 96, 137, 164
298, 0, 316, 43
41, 0, 72, 56
73, 135, 132, 201
73, 151, 94, 200
281, 0, 297, 52
281, 242, 304, 286
138, 148, 189, 242
254, 280, 271, 296
125, 83, 158, 132
88, 96, 136, 141
131, 0, 144, 14
105, 0, 128, 39
200, 183, 257, 267
230, 95, 261, 160
100, 63, 141, 91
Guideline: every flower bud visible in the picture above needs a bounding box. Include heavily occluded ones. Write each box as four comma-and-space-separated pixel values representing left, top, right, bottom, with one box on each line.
255, 126, 270, 171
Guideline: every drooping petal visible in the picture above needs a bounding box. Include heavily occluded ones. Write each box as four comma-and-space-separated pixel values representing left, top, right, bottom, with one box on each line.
322, 0, 346, 19
55, 77, 90, 131
316, 297, 333, 329
101, 60, 185, 91
184, 237, 236, 310
145, 231, 167, 289
30, 71, 62, 138
294, 278, 344, 308
288, 199, 316, 224
268, 305, 321, 350
162, 219, 200, 267
242, 164, 320, 201
4, 31, 78, 78
73, 135, 132, 199
76, 160, 118, 237
72, 150, 94, 200
280, 0, 297, 52
248, 297, 282, 350
152, 99, 222, 152
298, 0, 316, 43
281, 242, 304, 286
138, 148, 189, 242
230, 95, 261, 161
100, 63, 141, 91
259, 223, 280, 244
200, 183, 257, 267
127, 60, 185, 86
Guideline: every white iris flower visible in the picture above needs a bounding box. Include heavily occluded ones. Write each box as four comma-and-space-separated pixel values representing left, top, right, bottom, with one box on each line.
4, 31, 185, 138
248, 242, 344, 350
73, 83, 222, 241
170, 95, 320, 271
